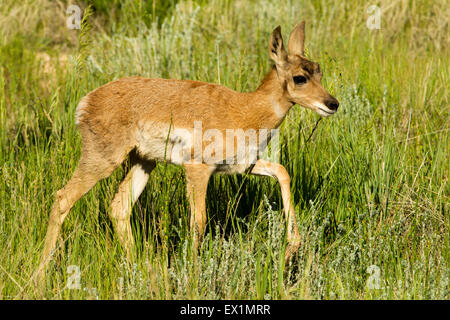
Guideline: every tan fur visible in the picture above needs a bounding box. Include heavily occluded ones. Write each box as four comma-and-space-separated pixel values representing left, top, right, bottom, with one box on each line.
37, 22, 339, 281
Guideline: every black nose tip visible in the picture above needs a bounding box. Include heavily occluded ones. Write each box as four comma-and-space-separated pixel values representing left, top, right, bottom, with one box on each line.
326, 99, 339, 111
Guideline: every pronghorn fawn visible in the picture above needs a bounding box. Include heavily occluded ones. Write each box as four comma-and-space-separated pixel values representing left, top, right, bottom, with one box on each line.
38, 21, 339, 280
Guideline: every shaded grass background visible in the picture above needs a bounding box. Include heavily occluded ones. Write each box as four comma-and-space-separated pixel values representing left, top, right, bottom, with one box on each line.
0, 0, 448, 299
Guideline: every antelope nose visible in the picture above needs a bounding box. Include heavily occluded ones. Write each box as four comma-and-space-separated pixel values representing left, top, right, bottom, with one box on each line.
325, 98, 339, 111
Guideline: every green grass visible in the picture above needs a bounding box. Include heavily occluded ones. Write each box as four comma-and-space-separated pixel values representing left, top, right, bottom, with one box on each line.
0, 0, 448, 299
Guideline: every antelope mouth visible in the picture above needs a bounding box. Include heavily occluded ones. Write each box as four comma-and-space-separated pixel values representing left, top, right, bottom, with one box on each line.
318, 107, 336, 115
312, 102, 337, 117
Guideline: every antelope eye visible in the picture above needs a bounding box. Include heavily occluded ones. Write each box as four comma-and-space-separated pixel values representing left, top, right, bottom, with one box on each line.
293, 75, 307, 85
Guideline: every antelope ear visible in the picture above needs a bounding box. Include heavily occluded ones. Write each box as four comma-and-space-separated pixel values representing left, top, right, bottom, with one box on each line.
269, 26, 288, 68
288, 21, 305, 56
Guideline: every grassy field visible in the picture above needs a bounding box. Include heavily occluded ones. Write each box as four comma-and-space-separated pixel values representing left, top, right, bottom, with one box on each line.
0, 0, 448, 299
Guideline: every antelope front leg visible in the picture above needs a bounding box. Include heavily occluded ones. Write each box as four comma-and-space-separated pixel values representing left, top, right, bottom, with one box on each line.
184, 164, 213, 251
251, 159, 301, 263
